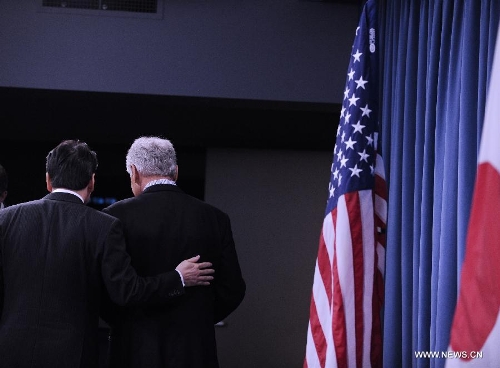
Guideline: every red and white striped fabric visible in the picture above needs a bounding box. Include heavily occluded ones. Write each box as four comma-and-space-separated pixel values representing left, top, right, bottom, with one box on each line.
304, 1, 386, 367
445, 22, 500, 368
304, 163, 387, 368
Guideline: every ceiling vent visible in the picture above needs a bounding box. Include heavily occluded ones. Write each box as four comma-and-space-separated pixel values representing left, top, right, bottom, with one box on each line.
41, 0, 159, 15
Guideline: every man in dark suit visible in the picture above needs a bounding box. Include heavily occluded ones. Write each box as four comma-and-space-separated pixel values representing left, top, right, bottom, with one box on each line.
101, 136, 246, 368
0, 139, 214, 368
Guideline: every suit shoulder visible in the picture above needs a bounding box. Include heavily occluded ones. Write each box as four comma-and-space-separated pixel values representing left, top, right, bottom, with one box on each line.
95, 208, 120, 222
103, 197, 136, 212
187, 196, 230, 219
0, 199, 46, 216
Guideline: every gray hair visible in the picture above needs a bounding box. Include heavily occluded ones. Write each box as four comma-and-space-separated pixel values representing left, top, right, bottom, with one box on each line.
126, 136, 177, 179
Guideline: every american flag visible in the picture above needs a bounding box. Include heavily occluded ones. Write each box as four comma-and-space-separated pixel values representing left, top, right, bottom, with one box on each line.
445, 21, 500, 368
304, 1, 387, 367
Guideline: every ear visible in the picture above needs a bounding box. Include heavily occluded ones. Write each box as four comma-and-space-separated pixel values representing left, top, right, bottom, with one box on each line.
88, 173, 95, 193
173, 165, 179, 181
0, 190, 7, 203
46, 172, 53, 192
131, 164, 141, 186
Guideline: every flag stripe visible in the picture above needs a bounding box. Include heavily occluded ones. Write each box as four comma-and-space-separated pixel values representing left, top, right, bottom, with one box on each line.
345, 192, 366, 368
318, 228, 333, 306
324, 211, 338, 368
309, 296, 327, 367
360, 190, 376, 368
332, 206, 348, 368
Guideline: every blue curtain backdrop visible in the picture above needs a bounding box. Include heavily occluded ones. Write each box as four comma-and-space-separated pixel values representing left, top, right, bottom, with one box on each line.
379, 0, 500, 367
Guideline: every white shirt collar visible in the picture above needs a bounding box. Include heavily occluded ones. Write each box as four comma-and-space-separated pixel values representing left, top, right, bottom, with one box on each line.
52, 188, 85, 203
144, 179, 176, 191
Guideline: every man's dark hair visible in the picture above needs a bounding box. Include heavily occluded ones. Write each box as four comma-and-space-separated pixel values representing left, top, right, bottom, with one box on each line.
46, 140, 98, 190
0, 163, 7, 193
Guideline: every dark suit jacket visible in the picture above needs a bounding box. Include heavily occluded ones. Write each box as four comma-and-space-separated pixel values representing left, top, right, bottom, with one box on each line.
101, 184, 246, 368
0, 192, 185, 368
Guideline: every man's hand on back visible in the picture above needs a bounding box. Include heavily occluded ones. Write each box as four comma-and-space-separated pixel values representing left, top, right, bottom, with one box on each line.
176, 255, 215, 287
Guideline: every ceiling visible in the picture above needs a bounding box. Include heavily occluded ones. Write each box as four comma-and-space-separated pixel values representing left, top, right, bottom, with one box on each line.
0, 87, 340, 151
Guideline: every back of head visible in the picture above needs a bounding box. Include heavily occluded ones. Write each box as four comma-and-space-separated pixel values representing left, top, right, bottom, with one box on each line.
126, 136, 177, 179
0, 163, 7, 194
46, 140, 98, 190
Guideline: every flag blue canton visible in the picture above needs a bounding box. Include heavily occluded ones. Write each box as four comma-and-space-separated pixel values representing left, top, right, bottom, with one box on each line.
326, 13, 378, 215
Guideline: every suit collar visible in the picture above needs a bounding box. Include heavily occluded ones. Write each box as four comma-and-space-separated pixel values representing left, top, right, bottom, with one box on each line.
143, 183, 183, 194
44, 191, 85, 204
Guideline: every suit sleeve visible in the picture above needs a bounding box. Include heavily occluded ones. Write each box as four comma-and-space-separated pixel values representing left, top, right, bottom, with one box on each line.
101, 219, 185, 306
213, 213, 246, 323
